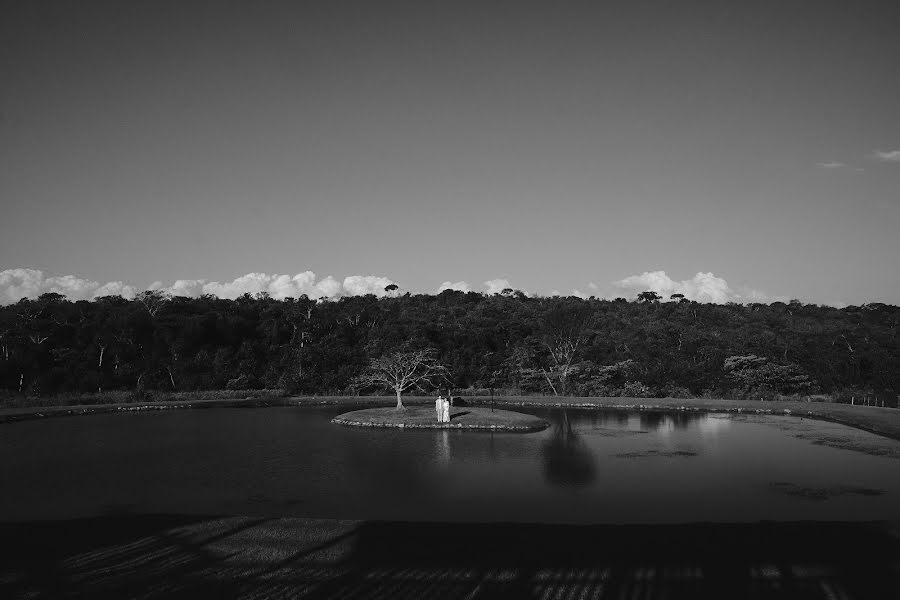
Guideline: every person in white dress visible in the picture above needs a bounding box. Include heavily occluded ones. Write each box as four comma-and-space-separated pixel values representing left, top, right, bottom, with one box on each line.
442, 397, 450, 423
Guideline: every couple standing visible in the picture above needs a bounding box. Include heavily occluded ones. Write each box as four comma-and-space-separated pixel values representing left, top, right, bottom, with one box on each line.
435, 395, 451, 423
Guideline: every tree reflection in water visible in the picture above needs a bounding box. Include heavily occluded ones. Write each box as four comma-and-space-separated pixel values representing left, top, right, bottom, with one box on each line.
541, 410, 597, 487
638, 411, 697, 432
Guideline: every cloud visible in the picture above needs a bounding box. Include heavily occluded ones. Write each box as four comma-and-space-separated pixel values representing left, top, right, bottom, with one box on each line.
342, 275, 395, 297
1, 268, 778, 306
613, 270, 769, 304
437, 281, 472, 293
184, 272, 395, 300
0, 269, 46, 303
817, 161, 846, 169
314, 276, 343, 298
169, 279, 207, 297
872, 149, 900, 162
201, 273, 273, 299
0, 269, 107, 304
484, 278, 511, 295
0, 269, 398, 304
92, 281, 137, 300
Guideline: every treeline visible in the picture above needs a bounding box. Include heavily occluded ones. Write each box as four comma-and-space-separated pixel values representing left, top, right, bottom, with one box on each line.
1, 290, 898, 405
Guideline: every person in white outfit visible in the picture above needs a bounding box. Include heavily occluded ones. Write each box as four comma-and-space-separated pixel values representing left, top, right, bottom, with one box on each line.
436, 395, 445, 422
442, 397, 450, 423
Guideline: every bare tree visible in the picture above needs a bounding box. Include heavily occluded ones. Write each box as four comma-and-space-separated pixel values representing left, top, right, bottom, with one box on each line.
136, 290, 171, 317
353, 349, 449, 409
541, 335, 583, 396
538, 305, 592, 396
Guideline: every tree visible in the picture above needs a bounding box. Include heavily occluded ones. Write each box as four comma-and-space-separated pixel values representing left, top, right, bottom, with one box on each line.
136, 290, 171, 317
353, 349, 450, 409
537, 305, 592, 395
637, 291, 661, 303
723, 355, 813, 397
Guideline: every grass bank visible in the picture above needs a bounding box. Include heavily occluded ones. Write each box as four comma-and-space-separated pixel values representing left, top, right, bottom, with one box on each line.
0, 388, 286, 410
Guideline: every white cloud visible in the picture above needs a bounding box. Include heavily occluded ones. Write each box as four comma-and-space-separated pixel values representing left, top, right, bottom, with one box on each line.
201, 272, 271, 299
1, 268, 779, 306
169, 279, 207, 297
484, 278, 511, 295
92, 281, 137, 300
817, 161, 846, 169
0, 269, 46, 303
438, 281, 472, 293
342, 275, 395, 297
613, 270, 769, 304
191, 272, 395, 300
45, 274, 99, 299
0, 268, 110, 303
315, 276, 342, 298
872, 149, 900, 162
267, 274, 299, 300
0, 269, 399, 304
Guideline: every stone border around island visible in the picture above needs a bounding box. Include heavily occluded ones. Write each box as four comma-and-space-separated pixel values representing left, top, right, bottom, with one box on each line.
331, 407, 548, 432
330, 417, 545, 431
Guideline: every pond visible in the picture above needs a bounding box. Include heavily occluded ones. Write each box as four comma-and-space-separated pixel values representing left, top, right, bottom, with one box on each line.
1, 406, 898, 524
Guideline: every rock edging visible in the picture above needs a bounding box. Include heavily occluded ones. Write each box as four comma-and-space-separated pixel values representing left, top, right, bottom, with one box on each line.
331, 406, 548, 432
331, 416, 546, 432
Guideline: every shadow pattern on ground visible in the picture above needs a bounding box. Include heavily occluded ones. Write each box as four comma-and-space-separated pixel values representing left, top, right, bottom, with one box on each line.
2, 515, 899, 599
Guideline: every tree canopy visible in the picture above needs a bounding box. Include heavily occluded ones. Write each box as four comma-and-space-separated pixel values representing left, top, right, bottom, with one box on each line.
1, 291, 897, 405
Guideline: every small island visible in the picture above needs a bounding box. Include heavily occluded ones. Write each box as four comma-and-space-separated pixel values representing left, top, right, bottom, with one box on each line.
332, 406, 549, 432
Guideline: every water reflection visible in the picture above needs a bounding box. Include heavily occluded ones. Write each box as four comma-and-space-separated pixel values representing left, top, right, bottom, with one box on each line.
542, 410, 597, 487
557, 409, 709, 434
636, 411, 698, 432
697, 415, 733, 438
435, 429, 450, 468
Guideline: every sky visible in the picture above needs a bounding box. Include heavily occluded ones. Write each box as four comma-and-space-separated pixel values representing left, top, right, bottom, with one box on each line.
2, 0, 899, 306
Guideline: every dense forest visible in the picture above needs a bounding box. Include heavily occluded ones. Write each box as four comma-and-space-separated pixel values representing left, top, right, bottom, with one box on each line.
1, 290, 898, 406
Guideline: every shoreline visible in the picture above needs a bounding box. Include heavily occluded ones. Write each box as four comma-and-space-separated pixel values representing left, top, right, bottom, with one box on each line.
331, 406, 548, 431
1, 394, 899, 442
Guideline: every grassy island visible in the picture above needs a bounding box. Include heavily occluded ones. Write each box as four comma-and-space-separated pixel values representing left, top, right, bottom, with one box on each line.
331, 406, 548, 432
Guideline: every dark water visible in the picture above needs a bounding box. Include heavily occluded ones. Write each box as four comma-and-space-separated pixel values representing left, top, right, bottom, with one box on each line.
1, 406, 898, 524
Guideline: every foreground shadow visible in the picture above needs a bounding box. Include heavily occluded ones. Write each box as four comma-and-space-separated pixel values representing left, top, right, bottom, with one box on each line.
2, 515, 899, 599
